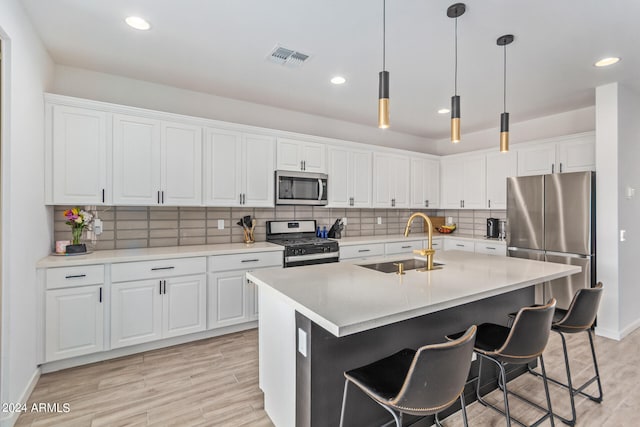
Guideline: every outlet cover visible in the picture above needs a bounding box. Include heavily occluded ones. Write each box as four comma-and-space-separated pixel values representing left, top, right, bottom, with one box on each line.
377, 217, 382, 225
217, 219, 224, 230
342, 217, 347, 225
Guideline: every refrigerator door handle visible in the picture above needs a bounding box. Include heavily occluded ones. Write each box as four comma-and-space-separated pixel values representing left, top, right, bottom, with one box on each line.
545, 251, 591, 259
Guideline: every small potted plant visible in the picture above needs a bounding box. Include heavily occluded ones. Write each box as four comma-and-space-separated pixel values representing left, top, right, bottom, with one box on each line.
63, 207, 93, 254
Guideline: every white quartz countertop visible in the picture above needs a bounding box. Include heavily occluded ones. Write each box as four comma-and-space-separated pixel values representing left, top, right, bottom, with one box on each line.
37, 242, 283, 268
247, 251, 580, 337
334, 234, 506, 246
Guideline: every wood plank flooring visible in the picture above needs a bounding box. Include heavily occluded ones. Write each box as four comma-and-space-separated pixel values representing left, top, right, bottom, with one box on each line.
15, 327, 640, 426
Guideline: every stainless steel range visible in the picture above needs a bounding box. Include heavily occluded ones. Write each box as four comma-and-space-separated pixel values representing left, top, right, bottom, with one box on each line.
266, 220, 339, 268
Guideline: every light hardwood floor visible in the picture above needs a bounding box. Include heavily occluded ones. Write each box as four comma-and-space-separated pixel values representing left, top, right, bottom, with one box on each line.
15, 327, 640, 426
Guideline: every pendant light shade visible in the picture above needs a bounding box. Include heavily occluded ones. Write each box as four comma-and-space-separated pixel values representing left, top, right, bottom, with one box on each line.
497, 34, 514, 152
378, 0, 389, 128
448, 3, 465, 143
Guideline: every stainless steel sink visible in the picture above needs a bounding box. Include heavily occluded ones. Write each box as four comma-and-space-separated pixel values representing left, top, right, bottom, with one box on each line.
359, 259, 443, 273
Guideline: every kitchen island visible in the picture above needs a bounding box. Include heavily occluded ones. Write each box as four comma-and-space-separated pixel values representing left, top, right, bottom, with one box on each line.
247, 251, 580, 427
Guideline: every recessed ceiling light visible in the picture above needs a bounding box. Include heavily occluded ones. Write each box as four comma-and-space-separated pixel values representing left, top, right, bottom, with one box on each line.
125, 16, 151, 30
330, 76, 346, 85
438, 108, 450, 114
594, 57, 620, 67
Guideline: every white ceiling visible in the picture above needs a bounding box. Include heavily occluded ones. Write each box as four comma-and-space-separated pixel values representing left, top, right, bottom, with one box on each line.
20, 0, 640, 140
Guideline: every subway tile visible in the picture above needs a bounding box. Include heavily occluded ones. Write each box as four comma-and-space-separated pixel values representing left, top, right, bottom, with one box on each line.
95, 241, 115, 250
96, 231, 115, 241
179, 228, 206, 238
150, 220, 178, 229
179, 209, 206, 220
179, 219, 206, 229
150, 210, 179, 220
231, 208, 255, 218
206, 208, 232, 219
253, 208, 276, 220
207, 235, 233, 245
117, 230, 149, 240
206, 228, 231, 237
345, 229, 361, 237
179, 236, 206, 246
149, 238, 179, 248
95, 210, 115, 221
116, 210, 148, 221
115, 239, 148, 249
150, 229, 178, 239
360, 210, 374, 218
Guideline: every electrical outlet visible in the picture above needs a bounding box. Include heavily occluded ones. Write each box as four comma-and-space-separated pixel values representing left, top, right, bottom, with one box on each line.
342, 217, 347, 226
377, 217, 382, 225
93, 218, 103, 235
217, 219, 224, 230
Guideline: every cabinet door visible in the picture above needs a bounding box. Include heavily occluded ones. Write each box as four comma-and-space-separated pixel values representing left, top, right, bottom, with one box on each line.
113, 114, 162, 205
372, 154, 392, 208
327, 147, 351, 207
424, 159, 440, 209
351, 150, 372, 208
203, 129, 243, 206
517, 142, 556, 176
444, 238, 475, 252
161, 122, 202, 205
410, 158, 427, 209
45, 285, 104, 362
247, 279, 259, 321
51, 105, 108, 205
163, 274, 206, 338
244, 133, 276, 207
301, 141, 326, 173
486, 151, 517, 210
392, 155, 411, 208
207, 271, 248, 329
276, 138, 303, 171
111, 280, 163, 349
461, 155, 486, 209
556, 134, 595, 173
440, 158, 463, 209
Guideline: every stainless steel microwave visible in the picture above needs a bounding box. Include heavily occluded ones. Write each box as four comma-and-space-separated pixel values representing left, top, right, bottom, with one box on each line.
275, 170, 328, 206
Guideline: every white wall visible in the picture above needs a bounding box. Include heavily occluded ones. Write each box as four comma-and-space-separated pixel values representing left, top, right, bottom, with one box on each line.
594, 83, 620, 338
51, 65, 435, 154
617, 85, 640, 334
434, 106, 595, 155
0, 0, 54, 425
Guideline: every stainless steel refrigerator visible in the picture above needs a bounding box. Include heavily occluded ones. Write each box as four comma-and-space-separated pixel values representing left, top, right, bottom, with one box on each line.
507, 171, 596, 309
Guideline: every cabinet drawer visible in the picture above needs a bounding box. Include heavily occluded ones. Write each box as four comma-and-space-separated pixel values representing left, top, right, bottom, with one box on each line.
423, 238, 443, 250
209, 251, 283, 272
474, 242, 506, 256
112, 257, 206, 282
444, 239, 475, 252
385, 240, 423, 255
46, 265, 104, 289
340, 243, 385, 260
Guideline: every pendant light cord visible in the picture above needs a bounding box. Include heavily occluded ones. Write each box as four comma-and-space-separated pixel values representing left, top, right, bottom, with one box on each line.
382, 0, 386, 71
454, 16, 458, 95
503, 44, 507, 112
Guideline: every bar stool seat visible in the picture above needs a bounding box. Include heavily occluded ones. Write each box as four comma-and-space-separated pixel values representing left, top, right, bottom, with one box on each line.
339, 325, 477, 427
449, 299, 557, 427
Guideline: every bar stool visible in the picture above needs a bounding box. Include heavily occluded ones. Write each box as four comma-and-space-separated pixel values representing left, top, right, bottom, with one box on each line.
451, 299, 557, 427
339, 325, 477, 427
524, 283, 604, 426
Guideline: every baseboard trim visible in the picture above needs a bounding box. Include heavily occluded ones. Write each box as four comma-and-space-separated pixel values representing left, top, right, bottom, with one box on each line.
41, 322, 257, 373
0, 368, 41, 427
619, 317, 640, 340
595, 326, 621, 341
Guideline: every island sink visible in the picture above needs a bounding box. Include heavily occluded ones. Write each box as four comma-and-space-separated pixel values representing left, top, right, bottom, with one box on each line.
359, 258, 443, 273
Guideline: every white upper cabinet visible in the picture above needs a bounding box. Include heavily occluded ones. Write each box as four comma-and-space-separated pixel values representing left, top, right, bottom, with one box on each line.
410, 157, 440, 209
48, 105, 110, 205
486, 150, 518, 210
204, 129, 275, 207
277, 138, 326, 173
113, 114, 202, 205
441, 154, 486, 209
517, 132, 595, 176
373, 153, 410, 208
328, 146, 372, 208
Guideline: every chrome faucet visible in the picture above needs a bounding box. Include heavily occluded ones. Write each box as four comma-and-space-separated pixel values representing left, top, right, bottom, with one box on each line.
404, 212, 436, 271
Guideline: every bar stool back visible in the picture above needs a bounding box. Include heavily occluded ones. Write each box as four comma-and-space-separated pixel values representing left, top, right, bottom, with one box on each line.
339, 325, 477, 427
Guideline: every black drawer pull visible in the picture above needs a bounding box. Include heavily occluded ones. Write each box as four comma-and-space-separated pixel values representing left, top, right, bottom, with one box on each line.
456, 244, 465, 247
151, 266, 175, 271
486, 247, 496, 250
241, 259, 260, 263
358, 249, 371, 253
401, 245, 412, 249
65, 274, 87, 279
99, 287, 103, 303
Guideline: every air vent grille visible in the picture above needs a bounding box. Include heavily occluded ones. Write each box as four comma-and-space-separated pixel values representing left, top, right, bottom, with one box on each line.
267, 45, 311, 67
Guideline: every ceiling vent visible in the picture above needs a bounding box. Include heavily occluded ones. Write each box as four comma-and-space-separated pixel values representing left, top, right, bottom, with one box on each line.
267, 45, 310, 67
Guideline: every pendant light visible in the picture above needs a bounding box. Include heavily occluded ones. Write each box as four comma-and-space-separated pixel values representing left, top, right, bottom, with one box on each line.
447, 3, 466, 143
378, 0, 389, 128
497, 34, 514, 152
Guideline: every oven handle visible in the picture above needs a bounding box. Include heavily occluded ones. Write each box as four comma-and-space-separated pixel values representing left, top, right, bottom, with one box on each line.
285, 251, 339, 263
318, 179, 324, 201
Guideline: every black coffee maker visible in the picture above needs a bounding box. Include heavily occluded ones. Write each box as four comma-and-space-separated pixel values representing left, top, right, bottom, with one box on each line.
486, 218, 499, 238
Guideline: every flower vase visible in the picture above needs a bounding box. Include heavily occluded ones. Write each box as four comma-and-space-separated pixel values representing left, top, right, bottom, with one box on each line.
67, 228, 87, 254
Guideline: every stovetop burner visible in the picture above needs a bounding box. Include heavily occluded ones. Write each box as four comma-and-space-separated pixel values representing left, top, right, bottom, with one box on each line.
266, 220, 340, 267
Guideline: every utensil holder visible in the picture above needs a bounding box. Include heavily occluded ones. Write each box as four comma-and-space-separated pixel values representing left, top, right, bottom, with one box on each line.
243, 229, 255, 244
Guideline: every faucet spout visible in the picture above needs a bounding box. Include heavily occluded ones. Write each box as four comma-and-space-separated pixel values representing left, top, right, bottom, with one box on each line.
404, 212, 436, 271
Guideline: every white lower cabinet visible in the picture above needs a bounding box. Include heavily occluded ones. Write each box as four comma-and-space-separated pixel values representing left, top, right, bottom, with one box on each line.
385, 240, 423, 255
444, 238, 475, 252
45, 285, 104, 362
208, 251, 283, 329
474, 241, 507, 256
339, 243, 386, 260
110, 258, 206, 349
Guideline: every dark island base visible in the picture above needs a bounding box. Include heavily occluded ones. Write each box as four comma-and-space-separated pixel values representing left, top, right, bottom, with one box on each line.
296, 286, 535, 427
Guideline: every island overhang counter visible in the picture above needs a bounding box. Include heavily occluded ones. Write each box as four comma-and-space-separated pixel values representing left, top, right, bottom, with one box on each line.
247, 250, 580, 427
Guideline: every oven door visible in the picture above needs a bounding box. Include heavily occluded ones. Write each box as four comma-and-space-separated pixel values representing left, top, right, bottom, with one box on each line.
284, 252, 339, 268
276, 170, 328, 205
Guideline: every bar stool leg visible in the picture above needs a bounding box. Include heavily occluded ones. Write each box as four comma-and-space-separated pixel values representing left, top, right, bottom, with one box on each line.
339, 379, 349, 427
539, 355, 555, 427
434, 393, 469, 427
587, 329, 604, 403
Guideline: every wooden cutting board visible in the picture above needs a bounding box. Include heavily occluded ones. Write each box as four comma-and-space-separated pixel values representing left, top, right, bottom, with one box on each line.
424, 216, 445, 233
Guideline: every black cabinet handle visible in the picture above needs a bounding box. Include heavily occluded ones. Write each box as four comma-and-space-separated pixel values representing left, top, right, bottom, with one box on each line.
241, 259, 260, 263
560, 162, 563, 173
456, 244, 464, 247
65, 274, 86, 279
157, 190, 160, 204
163, 280, 167, 295
358, 249, 371, 253
552, 163, 555, 174
99, 287, 102, 303
159, 281, 162, 295
486, 247, 496, 250
102, 189, 105, 203
401, 245, 412, 249
151, 266, 175, 271
488, 199, 491, 208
